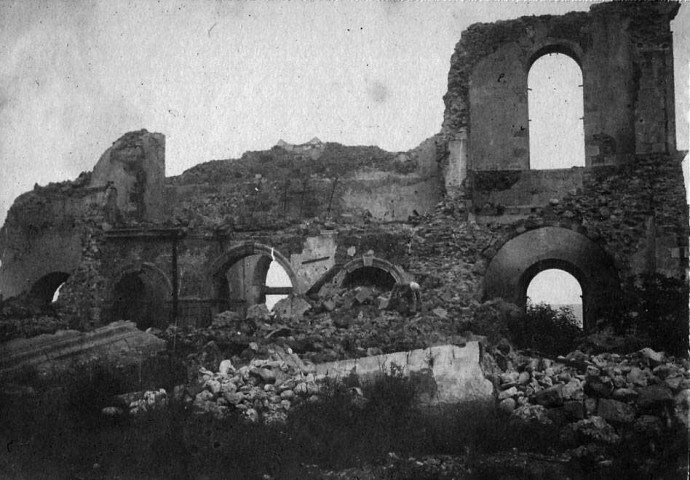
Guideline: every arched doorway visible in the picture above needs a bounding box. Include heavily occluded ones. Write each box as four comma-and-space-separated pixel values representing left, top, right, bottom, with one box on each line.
483, 227, 619, 330
525, 268, 583, 328
110, 265, 172, 330
528, 52, 585, 169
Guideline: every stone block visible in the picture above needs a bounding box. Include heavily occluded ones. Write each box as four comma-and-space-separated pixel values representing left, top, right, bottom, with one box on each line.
314, 343, 493, 406
533, 384, 564, 408
637, 385, 673, 409
597, 398, 635, 424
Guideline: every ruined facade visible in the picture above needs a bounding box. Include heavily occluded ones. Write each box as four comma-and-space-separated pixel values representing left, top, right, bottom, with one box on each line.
0, 2, 687, 335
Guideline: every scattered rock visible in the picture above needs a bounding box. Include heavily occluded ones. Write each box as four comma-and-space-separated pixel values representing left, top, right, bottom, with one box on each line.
637, 385, 673, 410
219, 359, 235, 375
512, 404, 552, 425
246, 304, 270, 323
572, 416, 620, 444
101, 406, 124, 417
498, 386, 519, 401
597, 398, 635, 424
638, 348, 665, 367
533, 384, 564, 408
499, 397, 516, 412
273, 296, 311, 321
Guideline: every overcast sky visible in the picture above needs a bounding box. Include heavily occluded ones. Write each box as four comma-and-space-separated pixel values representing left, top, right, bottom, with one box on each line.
1, 0, 688, 227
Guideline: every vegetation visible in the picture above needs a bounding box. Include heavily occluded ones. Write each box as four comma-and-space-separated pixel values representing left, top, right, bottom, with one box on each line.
1, 362, 565, 480
614, 273, 689, 356
508, 302, 583, 357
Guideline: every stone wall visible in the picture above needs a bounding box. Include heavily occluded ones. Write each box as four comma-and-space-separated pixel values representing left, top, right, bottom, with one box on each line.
165, 137, 441, 229
441, 1, 679, 172
0, 1, 686, 341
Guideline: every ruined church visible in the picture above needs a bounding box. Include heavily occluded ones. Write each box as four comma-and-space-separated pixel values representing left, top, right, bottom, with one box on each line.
0, 1, 687, 339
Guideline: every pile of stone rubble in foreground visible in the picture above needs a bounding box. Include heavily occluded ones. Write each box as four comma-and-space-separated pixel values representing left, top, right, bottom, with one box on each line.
489, 345, 689, 465
109, 344, 321, 424
110, 336, 689, 468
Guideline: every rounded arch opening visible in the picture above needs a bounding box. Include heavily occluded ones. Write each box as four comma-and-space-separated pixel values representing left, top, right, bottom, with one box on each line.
528, 52, 585, 170
110, 265, 172, 330
528, 45, 582, 71
28, 272, 70, 307
483, 227, 619, 330
525, 267, 584, 328
316, 257, 407, 297
265, 260, 292, 310
211, 243, 298, 314
342, 267, 397, 290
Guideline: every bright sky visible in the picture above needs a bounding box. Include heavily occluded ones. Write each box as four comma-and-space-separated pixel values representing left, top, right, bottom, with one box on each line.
265, 260, 290, 310
527, 269, 584, 326
529, 53, 586, 169
527, 269, 582, 305
0, 0, 688, 227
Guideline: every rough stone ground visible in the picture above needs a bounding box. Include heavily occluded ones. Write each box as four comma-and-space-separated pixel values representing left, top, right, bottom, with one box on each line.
128, 294, 688, 479
1, 281, 688, 479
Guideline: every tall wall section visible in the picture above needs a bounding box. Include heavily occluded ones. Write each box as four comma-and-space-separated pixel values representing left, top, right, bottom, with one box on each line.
438, 1, 688, 304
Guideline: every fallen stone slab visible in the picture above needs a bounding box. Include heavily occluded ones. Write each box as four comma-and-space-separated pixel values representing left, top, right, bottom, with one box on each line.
0, 320, 166, 377
313, 342, 493, 406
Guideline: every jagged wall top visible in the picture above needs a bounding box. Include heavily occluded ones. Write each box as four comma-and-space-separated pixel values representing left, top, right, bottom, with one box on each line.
442, 1, 679, 170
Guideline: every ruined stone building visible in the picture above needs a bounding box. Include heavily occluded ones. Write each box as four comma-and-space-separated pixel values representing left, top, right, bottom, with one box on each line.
0, 2, 687, 336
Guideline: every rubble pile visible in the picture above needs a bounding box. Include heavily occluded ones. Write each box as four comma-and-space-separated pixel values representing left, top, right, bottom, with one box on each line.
185, 352, 322, 423
115, 345, 325, 424
490, 345, 690, 466
163, 287, 466, 367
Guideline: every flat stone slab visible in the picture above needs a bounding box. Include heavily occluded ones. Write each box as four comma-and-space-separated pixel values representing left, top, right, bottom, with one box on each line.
0, 320, 166, 376
314, 342, 493, 406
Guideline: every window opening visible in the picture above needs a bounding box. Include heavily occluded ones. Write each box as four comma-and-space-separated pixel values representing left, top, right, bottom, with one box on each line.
526, 268, 583, 327
528, 53, 585, 169
265, 260, 292, 310
221, 254, 293, 312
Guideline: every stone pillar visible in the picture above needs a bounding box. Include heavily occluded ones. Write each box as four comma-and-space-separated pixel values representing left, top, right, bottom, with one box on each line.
445, 129, 468, 195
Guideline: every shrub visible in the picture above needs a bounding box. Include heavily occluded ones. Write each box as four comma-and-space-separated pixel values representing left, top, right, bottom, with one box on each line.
507, 302, 582, 356
64, 362, 127, 428
615, 274, 689, 356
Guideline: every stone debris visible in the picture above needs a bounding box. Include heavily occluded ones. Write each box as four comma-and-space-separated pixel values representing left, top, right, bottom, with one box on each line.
489, 346, 690, 461
116, 388, 168, 415
175, 345, 320, 423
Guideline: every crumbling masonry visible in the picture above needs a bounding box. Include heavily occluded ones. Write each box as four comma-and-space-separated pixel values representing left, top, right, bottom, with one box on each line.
0, 2, 687, 337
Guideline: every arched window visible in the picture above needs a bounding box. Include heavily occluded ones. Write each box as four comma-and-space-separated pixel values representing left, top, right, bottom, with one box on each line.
28, 272, 70, 307
528, 53, 585, 169
526, 268, 583, 327
218, 253, 294, 312
265, 260, 292, 310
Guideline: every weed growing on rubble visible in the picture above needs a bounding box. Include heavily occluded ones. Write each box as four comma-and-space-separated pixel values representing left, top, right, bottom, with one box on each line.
1, 364, 571, 480
508, 303, 582, 357
616, 273, 689, 356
